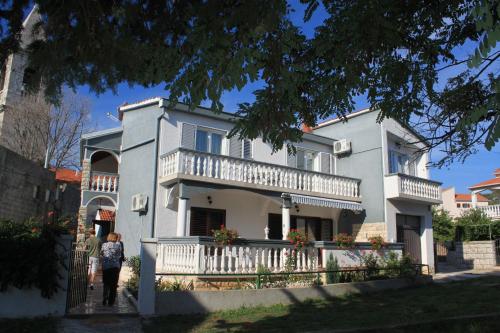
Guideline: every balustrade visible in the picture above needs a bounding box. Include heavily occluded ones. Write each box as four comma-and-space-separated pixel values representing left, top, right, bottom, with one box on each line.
160, 149, 361, 199
88, 172, 119, 193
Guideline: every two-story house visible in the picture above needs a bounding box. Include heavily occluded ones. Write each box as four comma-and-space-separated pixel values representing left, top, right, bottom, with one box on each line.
78, 99, 441, 270
313, 108, 441, 266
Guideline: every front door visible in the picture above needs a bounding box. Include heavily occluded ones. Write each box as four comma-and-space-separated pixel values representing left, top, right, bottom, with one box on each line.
190, 207, 226, 236
396, 214, 422, 264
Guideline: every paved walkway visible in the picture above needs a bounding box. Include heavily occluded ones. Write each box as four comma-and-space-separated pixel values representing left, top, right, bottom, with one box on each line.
433, 263, 500, 283
68, 272, 137, 315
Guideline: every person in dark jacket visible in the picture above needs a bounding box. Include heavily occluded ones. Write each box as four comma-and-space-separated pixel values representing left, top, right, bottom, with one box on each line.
100, 232, 122, 306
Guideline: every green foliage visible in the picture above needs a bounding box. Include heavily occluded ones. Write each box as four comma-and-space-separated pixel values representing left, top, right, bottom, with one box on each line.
0, 1, 497, 165
212, 225, 238, 246
455, 208, 498, 241
125, 255, 141, 297
325, 254, 339, 284
287, 229, 307, 251
0, 218, 68, 298
126, 255, 141, 277
432, 208, 455, 242
334, 233, 354, 248
155, 278, 194, 292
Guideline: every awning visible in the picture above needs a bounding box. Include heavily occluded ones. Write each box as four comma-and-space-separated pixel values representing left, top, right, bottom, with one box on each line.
287, 193, 363, 211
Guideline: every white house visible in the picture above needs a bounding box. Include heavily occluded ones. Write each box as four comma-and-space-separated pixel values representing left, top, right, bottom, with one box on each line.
78, 100, 441, 274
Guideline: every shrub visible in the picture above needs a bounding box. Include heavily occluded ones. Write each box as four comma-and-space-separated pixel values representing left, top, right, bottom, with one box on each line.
455, 208, 498, 241
432, 208, 455, 242
127, 255, 141, 277
325, 253, 340, 284
156, 278, 194, 292
334, 233, 354, 248
212, 225, 238, 246
126, 255, 141, 297
0, 218, 68, 298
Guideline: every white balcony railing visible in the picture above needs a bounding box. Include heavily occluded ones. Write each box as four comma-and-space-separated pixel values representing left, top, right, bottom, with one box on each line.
384, 173, 442, 204
156, 237, 318, 274
88, 172, 119, 193
159, 149, 361, 200
477, 205, 500, 219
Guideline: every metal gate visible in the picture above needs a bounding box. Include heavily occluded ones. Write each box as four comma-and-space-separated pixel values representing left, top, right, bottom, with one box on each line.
66, 243, 89, 312
435, 242, 448, 262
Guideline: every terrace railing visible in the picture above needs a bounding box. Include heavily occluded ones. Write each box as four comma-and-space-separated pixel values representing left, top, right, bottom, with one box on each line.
159, 148, 361, 200
385, 173, 442, 204
477, 205, 500, 219
156, 237, 319, 274
88, 172, 119, 193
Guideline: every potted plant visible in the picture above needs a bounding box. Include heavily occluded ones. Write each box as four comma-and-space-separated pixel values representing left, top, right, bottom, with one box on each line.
334, 233, 354, 249
368, 235, 386, 251
287, 229, 307, 251
212, 225, 238, 246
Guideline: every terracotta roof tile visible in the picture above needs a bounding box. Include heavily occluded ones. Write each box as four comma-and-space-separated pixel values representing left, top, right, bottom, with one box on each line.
52, 168, 81, 184
469, 177, 500, 189
97, 209, 115, 222
455, 193, 488, 202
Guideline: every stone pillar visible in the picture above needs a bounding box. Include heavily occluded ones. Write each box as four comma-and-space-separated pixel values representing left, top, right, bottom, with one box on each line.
76, 206, 88, 243
281, 194, 291, 240
138, 238, 157, 315
81, 159, 91, 191
176, 197, 189, 237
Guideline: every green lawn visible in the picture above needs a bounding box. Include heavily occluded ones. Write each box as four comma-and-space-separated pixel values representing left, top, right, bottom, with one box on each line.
144, 276, 500, 333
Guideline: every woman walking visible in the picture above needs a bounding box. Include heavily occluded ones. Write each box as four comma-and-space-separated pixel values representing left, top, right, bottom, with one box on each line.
101, 232, 122, 306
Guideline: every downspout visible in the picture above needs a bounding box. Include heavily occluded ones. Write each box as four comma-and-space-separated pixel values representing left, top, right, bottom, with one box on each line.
150, 99, 167, 238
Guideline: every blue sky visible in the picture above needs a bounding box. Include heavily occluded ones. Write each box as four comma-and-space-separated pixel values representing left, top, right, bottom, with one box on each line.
76, 1, 499, 194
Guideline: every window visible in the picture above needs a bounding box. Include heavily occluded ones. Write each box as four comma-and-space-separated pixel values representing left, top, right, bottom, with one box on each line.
194, 128, 224, 154
462, 203, 470, 208
296, 149, 317, 171
242, 139, 252, 159
190, 207, 226, 236
389, 150, 416, 176
457, 203, 461, 208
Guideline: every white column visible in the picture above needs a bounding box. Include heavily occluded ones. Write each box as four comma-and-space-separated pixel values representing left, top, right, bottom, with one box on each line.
420, 211, 435, 273
281, 195, 291, 240
138, 238, 157, 315
471, 190, 479, 208
176, 197, 189, 237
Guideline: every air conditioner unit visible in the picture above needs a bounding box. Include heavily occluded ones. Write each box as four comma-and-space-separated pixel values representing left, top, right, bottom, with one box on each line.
333, 139, 351, 155
131, 193, 148, 212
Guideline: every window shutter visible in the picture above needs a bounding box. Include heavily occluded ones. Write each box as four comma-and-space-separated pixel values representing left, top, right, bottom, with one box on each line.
287, 151, 297, 168
321, 219, 333, 241
190, 209, 207, 236
180, 123, 196, 149
320, 152, 331, 174
229, 137, 243, 158
243, 139, 252, 159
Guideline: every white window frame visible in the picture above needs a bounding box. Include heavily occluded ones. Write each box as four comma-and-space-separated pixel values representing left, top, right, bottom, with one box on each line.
295, 146, 320, 172
180, 122, 228, 155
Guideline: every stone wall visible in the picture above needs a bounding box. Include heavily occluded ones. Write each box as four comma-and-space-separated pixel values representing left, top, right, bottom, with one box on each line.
447, 241, 497, 270
352, 222, 387, 241
0, 145, 55, 222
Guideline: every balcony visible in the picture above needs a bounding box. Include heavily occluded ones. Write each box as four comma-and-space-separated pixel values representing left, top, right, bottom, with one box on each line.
159, 148, 361, 201
477, 205, 500, 220
384, 173, 442, 204
88, 172, 119, 193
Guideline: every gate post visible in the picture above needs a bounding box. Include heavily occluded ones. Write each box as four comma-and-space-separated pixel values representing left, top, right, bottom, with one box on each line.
139, 238, 157, 316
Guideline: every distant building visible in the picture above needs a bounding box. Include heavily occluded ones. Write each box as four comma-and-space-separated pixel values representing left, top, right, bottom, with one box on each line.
53, 168, 82, 218
440, 187, 489, 219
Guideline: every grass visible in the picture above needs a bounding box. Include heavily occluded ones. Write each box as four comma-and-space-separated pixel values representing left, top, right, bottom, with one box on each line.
144, 276, 500, 333
0, 317, 58, 333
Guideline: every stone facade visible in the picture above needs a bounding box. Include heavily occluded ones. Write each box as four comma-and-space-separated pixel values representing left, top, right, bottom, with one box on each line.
77, 206, 88, 243
447, 241, 498, 270
0, 145, 55, 222
80, 159, 90, 191
352, 222, 387, 241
